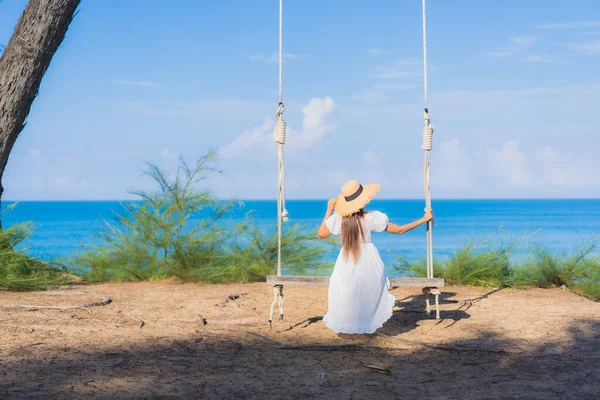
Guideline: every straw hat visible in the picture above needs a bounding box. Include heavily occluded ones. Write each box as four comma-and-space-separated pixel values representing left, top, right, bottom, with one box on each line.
335, 180, 380, 217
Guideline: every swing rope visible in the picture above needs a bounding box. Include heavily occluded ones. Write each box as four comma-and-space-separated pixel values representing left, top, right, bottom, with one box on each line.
270, 0, 288, 325
421, 0, 435, 280
268, 0, 439, 324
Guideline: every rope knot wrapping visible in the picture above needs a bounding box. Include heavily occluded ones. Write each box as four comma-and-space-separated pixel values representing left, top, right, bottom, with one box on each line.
274, 103, 286, 144
274, 120, 286, 144
274, 102, 289, 224
421, 111, 434, 150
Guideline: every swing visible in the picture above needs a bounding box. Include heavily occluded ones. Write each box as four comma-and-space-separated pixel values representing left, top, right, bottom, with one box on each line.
267, 0, 444, 325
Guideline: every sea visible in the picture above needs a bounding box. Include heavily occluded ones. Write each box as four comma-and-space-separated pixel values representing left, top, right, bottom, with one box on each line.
3, 200, 599, 277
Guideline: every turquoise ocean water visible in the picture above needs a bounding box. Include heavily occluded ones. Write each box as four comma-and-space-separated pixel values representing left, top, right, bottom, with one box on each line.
2, 200, 599, 276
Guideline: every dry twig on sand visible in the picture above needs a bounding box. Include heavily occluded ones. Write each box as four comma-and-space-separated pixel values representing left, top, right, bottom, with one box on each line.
36, 291, 90, 296
184, 311, 207, 325
225, 293, 248, 307
206, 317, 264, 325
357, 359, 392, 375
123, 312, 145, 328
278, 344, 386, 352
13, 342, 45, 352
2, 294, 112, 311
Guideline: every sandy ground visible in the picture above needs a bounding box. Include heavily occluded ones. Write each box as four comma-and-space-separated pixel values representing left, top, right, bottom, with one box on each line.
1, 281, 599, 399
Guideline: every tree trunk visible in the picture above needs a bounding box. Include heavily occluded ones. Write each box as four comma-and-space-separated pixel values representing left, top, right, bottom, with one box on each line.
0, 0, 80, 225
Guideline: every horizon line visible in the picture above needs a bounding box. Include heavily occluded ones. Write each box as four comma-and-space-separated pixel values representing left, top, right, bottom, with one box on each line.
3, 197, 600, 202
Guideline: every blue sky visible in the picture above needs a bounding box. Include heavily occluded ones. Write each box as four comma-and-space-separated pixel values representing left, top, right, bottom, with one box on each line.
1, 0, 599, 200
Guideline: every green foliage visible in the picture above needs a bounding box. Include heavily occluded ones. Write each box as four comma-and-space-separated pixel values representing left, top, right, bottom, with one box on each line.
514, 242, 600, 300
513, 242, 595, 288
396, 233, 600, 300
572, 262, 600, 301
0, 220, 69, 291
70, 151, 335, 283
396, 231, 522, 287
191, 220, 335, 283
396, 241, 513, 287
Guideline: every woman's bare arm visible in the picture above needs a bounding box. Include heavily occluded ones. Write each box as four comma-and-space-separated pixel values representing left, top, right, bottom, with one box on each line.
385, 210, 434, 235
317, 198, 338, 239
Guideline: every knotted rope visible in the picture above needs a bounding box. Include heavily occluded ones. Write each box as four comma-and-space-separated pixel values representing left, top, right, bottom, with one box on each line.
275, 103, 289, 277
271, 0, 287, 326
422, 0, 434, 280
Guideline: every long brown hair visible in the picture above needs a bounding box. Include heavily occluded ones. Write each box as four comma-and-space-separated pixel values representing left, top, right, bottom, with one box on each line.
341, 209, 365, 262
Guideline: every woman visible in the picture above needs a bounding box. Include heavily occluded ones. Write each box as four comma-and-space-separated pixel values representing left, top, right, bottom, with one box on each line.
317, 180, 434, 334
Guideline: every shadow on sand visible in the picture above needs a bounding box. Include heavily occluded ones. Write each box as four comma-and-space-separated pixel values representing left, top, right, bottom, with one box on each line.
2, 288, 598, 399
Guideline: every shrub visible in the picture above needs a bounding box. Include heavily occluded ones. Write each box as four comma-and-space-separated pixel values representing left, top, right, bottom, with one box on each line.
70, 151, 335, 283
396, 241, 513, 287
0, 218, 70, 291
514, 242, 600, 300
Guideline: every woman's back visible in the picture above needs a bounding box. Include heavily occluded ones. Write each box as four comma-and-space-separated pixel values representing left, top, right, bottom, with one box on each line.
323, 209, 395, 334
325, 210, 389, 244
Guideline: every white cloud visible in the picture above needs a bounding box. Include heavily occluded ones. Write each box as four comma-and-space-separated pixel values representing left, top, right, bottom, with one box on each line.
110, 80, 158, 87
521, 54, 561, 63
249, 53, 301, 64
219, 117, 274, 159
431, 82, 600, 122
537, 146, 598, 186
434, 139, 473, 188
536, 21, 600, 30
294, 97, 336, 149
219, 97, 336, 158
80, 180, 89, 190
424, 139, 599, 194
483, 36, 537, 59
566, 41, 600, 55
367, 48, 390, 56
485, 140, 533, 186
511, 36, 537, 47
346, 59, 423, 104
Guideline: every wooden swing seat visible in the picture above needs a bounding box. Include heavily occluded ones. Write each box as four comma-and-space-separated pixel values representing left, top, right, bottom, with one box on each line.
266, 275, 445, 320
266, 275, 444, 288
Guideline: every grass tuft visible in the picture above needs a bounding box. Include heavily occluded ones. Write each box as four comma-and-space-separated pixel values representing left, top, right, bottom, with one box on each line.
0, 220, 71, 291
395, 232, 600, 300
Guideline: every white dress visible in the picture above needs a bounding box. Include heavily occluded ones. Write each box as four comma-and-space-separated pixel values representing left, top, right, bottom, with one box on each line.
322, 211, 397, 334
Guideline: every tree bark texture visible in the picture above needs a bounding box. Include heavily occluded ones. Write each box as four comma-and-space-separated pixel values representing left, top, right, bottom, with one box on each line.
0, 0, 80, 203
